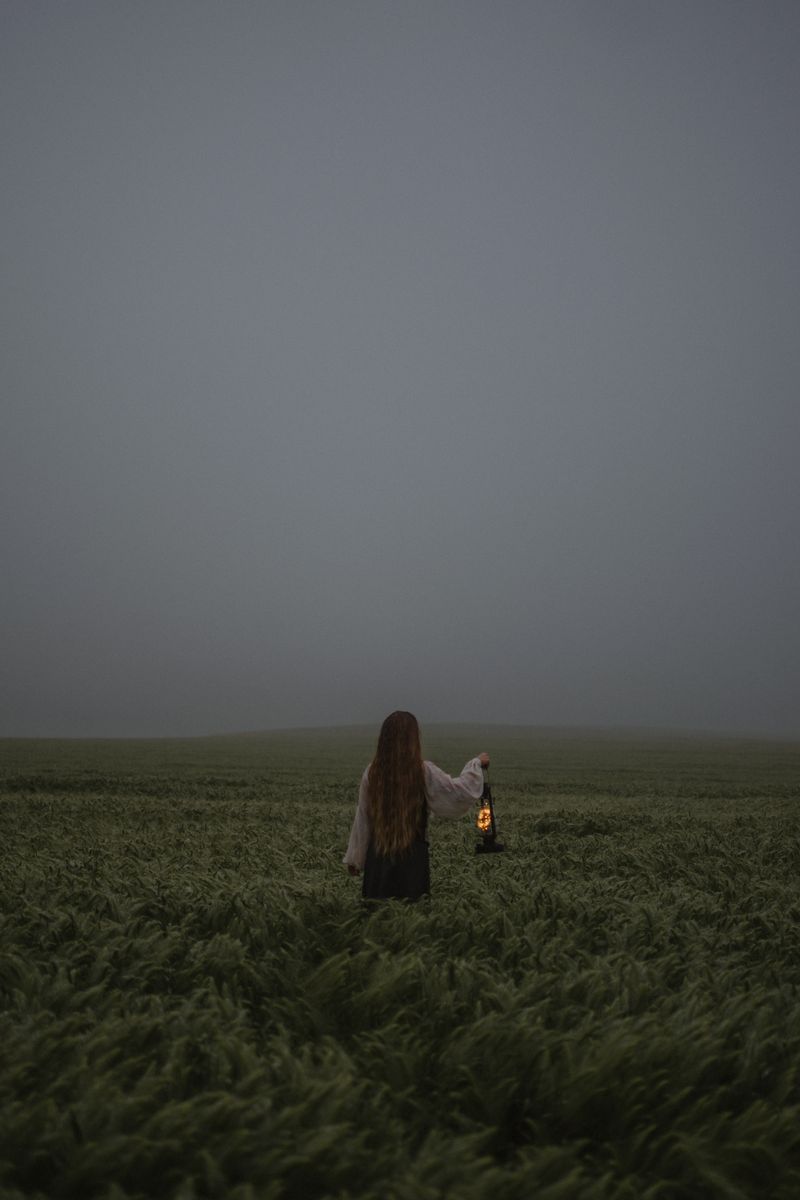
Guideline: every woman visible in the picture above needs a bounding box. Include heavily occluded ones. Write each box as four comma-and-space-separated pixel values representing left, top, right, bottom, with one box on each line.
343, 711, 490, 901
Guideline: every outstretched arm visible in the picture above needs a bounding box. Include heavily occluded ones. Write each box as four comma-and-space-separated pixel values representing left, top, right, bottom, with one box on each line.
425, 754, 489, 818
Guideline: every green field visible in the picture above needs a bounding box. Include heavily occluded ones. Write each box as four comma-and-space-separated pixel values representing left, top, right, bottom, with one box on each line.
2, 726, 800, 1199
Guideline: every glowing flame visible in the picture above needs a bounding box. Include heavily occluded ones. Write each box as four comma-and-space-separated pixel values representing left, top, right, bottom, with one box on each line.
476, 804, 492, 834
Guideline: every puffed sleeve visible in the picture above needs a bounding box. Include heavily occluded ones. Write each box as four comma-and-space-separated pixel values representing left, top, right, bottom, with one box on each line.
343, 767, 371, 869
424, 758, 484, 819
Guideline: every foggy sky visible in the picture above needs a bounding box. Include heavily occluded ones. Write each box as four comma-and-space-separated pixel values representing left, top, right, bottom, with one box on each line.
2, 1, 799, 740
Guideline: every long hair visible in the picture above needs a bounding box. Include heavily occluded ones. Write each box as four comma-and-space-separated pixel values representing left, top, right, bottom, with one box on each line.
367, 711, 428, 857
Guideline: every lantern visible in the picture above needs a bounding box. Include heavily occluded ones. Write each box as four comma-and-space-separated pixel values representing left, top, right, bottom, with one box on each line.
475, 770, 504, 854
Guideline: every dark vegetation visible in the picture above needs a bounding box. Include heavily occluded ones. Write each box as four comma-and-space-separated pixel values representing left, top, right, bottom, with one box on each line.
2, 727, 800, 1198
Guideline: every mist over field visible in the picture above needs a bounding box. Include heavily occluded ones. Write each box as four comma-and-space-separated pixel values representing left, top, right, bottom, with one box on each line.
2, 2, 799, 739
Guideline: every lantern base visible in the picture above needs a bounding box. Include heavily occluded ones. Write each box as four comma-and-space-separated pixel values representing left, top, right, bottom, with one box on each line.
475, 837, 505, 854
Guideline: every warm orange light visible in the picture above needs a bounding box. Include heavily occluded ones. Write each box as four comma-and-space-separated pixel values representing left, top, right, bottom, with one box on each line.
476, 804, 492, 834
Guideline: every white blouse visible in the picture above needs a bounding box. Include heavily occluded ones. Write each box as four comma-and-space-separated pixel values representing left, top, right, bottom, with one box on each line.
343, 757, 485, 869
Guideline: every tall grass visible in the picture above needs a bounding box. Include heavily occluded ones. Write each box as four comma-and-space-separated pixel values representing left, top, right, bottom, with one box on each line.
2, 728, 799, 1198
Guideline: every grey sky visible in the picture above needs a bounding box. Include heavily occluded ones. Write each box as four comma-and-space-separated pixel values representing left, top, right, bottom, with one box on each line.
2, 1, 799, 739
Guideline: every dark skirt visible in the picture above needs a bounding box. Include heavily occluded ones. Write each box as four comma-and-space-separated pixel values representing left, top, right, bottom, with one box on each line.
362, 838, 430, 902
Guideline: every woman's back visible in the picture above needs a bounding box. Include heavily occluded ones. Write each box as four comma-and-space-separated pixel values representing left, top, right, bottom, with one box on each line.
344, 711, 489, 901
